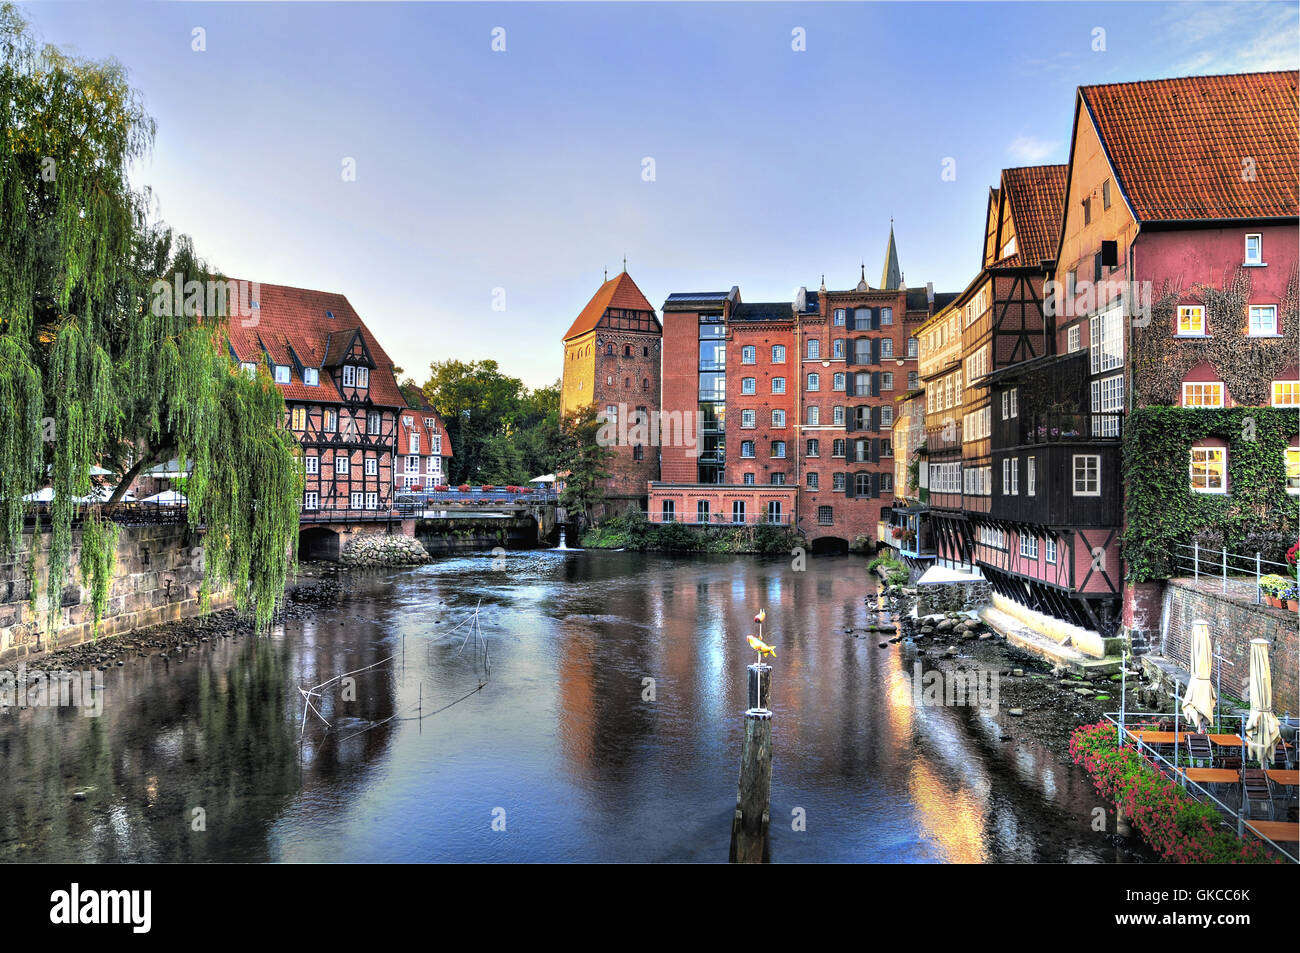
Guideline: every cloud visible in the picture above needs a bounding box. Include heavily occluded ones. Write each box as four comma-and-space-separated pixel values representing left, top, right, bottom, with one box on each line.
1007, 135, 1064, 164
1161, 2, 1300, 74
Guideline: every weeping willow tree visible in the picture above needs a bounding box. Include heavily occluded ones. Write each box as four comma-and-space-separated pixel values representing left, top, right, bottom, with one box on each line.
0, 4, 301, 632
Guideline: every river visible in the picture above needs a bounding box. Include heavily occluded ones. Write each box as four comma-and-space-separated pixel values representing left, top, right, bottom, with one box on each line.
0, 550, 1141, 863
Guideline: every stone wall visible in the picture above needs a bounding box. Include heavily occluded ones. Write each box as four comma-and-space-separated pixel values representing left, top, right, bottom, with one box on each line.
1160, 580, 1298, 713
341, 531, 430, 566
0, 522, 230, 664
916, 580, 992, 616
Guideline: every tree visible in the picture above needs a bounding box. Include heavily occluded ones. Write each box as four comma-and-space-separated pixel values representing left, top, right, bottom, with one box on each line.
556, 406, 613, 526
0, 5, 301, 630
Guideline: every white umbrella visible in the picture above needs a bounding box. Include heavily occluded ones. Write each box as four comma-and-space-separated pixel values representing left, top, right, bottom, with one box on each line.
140, 490, 187, 505
22, 487, 54, 503
1245, 638, 1281, 766
1181, 619, 1216, 732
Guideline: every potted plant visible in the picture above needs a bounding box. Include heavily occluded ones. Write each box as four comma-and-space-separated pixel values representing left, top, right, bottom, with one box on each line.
1260, 574, 1289, 606
1285, 586, 1300, 612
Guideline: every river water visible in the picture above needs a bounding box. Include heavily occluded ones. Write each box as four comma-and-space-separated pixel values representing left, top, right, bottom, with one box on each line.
0, 550, 1138, 863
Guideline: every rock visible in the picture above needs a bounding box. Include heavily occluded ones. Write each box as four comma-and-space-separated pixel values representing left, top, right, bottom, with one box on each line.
978, 633, 993, 641
1008, 708, 1025, 717
1012, 668, 1024, 677
72, 791, 86, 801
944, 645, 959, 656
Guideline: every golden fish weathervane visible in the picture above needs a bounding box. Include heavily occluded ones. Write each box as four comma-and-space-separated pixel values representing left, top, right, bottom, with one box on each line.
747, 609, 775, 663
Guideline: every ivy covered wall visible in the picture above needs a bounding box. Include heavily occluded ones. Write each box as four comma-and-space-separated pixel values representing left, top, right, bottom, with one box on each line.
1122, 407, 1298, 582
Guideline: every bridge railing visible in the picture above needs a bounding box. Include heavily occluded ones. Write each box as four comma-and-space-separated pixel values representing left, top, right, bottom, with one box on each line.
394, 488, 558, 508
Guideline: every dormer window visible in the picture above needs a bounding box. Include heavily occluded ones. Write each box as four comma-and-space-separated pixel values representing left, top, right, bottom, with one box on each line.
342, 365, 356, 387
304, 368, 319, 386
239, 361, 256, 377
357, 366, 369, 388
1000, 236, 1017, 258
1245, 234, 1263, 266
273, 365, 289, 384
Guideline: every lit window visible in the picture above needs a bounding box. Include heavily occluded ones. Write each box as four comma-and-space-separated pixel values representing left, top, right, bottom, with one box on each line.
1272, 381, 1300, 407
1287, 448, 1300, 494
1189, 447, 1226, 494
290, 406, 306, 431
1182, 382, 1224, 408
1245, 233, 1262, 265
1177, 306, 1205, 336
1072, 454, 1100, 496
1248, 305, 1277, 336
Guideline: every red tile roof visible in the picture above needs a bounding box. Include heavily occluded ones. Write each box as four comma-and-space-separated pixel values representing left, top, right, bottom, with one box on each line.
223, 281, 407, 406
562, 271, 657, 340
997, 164, 1067, 267
1080, 70, 1299, 222
395, 407, 453, 458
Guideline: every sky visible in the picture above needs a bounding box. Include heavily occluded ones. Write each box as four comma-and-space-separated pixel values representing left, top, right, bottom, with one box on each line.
18, 1, 1300, 389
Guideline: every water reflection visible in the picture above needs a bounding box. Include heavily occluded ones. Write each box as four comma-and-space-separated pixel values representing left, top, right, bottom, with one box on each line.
0, 552, 1136, 863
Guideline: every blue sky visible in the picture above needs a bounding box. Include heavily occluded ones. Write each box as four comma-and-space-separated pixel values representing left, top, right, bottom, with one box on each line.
20, 1, 1299, 388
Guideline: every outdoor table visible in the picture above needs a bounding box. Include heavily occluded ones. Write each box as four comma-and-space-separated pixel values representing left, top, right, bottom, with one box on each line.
1128, 731, 1187, 744
1177, 768, 1240, 784
1244, 820, 1300, 843
1267, 770, 1299, 786
1207, 734, 1246, 747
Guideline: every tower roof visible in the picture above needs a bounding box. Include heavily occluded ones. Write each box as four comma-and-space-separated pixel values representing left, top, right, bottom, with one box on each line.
880, 225, 902, 290
563, 271, 657, 341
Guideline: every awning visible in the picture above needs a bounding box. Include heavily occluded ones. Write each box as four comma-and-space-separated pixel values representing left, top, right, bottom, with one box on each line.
916, 564, 985, 585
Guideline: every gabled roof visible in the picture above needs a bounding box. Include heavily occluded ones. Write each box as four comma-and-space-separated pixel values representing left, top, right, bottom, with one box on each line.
223, 281, 406, 406
562, 271, 658, 340
1079, 70, 1298, 222
994, 165, 1067, 268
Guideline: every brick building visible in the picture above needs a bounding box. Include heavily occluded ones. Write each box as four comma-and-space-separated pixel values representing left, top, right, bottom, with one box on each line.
560, 269, 662, 515
648, 231, 953, 548
394, 398, 453, 491
223, 281, 407, 517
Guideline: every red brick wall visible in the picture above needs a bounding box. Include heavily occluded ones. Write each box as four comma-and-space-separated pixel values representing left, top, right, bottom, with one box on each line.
591, 330, 661, 500
660, 311, 700, 483
727, 322, 797, 487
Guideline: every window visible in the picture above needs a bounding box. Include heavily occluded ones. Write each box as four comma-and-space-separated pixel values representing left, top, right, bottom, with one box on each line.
240, 361, 257, 377
410, 432, 421, 454
357, 367, 369, 388
807, 472, 819, 489
305, 455, 319, 475
732, 500, 746, 523
633, 444, 644, 461
772, 409, 786, 427
1177, 306, 1205, 336
881, 372, 893, 391
1027, 456, 1036, 496
806, 438, 820, 457
1272, 381, 1300, 407
1073, 454, 1100, 496
772, 345, 786, 364
1182, 381, 1224, 408
350, 491, 363, 509
427, 457, 439, 473
1286, 448, 1300, 494
1018, 535, 1039, 559
879, 339, 894, 359
303, 492, 319, 511
771, 377, 786, 394
742, 377, 756, 395
807, 373, 820, 392
832, 339, 845, 359
406, 456, 419, 474
742, 345, 756, 364
770, 473, 785, 486
365, 492, 378, 510
740, 440, 755, 458
853, 373, 870, 397
1102, 178, 1112, 209
1067, 325, 1081, 353
642, 378, 649, 391
1092, 375, 1123, 435
807, 339, 820, 359
661, 500, 675, 522
1248, 305, 1277, 336
880, 473, 893, 492
1090, 303, 1124, 372
1189, 446, 1227, 493
741, 409, 756, 428
323, 409, 337, 433
304, 368, 319, 386
1083, 196, 1091, 225
833, 406, 845, 426
697, 501, 710, 524
834, 309, 846, 326
343, 365, 356, 387
855, 473, 871, 496
291, 406, 306, 431
818, 505, 833, 525
831, 472, 845, 492
363, 458, 376, 476
1003, 458, 1019, 495
880, 406, 894, 428
743, 473, 755, 485
274, 365, 290, 384
1045, 537, 1057, 564
833, 372, 846, 391
767, 501, 783, 523
1245, 233, 1262, 265
336, 456, 349, 475
771, 441, 786, 459
806, 406, 820, 426
907, 337, 918, 358
833, 438, 846, 457
907, 371, 919, 390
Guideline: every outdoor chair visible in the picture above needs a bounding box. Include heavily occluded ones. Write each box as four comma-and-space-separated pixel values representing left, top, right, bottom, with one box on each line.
1217, 753, 1243, 772
1242, 768, 1273, 820
1187, 733, 1213, 767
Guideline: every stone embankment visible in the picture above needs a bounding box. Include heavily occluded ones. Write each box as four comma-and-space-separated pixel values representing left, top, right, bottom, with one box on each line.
340, 533, 430, 567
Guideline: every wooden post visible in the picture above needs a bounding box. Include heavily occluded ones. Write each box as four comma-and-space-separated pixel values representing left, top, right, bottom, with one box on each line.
729, 663, 773, 864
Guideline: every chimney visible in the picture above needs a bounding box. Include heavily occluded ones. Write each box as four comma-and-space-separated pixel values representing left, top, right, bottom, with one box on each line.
926, 282, 935, 306
794, 286, 807, 313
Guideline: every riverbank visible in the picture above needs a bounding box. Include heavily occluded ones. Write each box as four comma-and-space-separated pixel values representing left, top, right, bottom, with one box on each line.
579, 511, 810, 554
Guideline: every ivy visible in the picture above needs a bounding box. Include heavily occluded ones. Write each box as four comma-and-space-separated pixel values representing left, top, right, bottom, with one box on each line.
1122, 407, 1298, 582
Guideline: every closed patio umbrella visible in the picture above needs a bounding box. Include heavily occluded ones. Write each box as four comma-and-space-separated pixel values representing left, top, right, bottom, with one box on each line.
1181, 619, 1216, 731
1245, 638, 1281, 766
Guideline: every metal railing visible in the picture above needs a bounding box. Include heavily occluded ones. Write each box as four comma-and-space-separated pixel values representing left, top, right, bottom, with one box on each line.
1018, 411, 1122, 443
1174, 542, 1295, 604
394, 488, 558, 506
1104, 707, 1298, 863
647, 510, 793, 527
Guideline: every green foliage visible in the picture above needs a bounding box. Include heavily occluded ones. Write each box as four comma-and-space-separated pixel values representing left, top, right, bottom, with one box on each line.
0, 7, 301, 631
556, 405, 612, 524
1122, 407, 1298, 582
78, 511, 119, 634
581, 511, 803, 555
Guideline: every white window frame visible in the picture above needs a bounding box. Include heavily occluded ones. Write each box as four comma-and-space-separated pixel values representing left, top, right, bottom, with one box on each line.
1090, 302, 1124, 373
1177, 305, 1205, 336
304, 367, 319, 386
350, 491, 364, 509
304, 455, 319, 475
365, 458, 377, 476
274, 364, 290, 384
1027, 456, 1036, 496
1248, 304, 1277, 336
1189, 446, 1227, 494
1018, 535, 1038, 559
335, 456, 349, 474
365, 492, 378, 510
342, 365, 356, 387
1182, 381, 1224, 408
1045, 537, 1057, 564
1286, 447, 1300, 495
1245, 233, 1262, 266
1272, 380, 1300, 408
1067, 325, 1081, 353
303, 492, 319, 511
1072, 454, 1101, 496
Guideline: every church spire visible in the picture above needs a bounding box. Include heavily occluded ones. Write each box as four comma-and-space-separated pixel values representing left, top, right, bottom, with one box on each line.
880, 222, 902, 290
